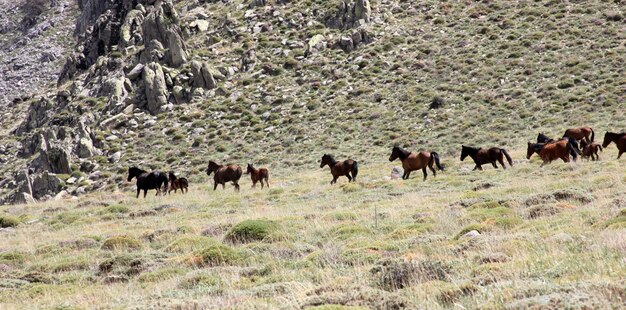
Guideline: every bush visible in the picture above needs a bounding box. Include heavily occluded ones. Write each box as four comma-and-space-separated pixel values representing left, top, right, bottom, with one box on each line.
0, 215, 20, 228
101, 235, 142, 251
164, 236, 217, 253
224, 220, 280, 244
189, 244, 241, 267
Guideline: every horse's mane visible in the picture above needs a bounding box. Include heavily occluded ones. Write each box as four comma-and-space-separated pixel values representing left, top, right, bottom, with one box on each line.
393, 146, 411, 159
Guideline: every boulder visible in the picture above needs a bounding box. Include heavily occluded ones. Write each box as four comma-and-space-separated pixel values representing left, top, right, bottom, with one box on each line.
120, 9, 145, 47
460, 230, 481, 239
143, 62, 168, 114
167, 29, 187, 67
189, 20, 209, 32
391, 167, 403, 180
191, 60, 217, 90
31, 171, 63, 199
43, 146, 72, 175
76, 137, 97, 158
126, 64, 145, 80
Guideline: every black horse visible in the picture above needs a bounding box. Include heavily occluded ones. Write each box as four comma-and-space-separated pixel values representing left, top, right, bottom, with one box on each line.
537, 133, 581, 159
127, 167, 168, 198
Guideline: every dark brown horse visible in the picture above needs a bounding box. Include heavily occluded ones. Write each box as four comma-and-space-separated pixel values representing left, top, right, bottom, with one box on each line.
460, 145, 513, 171
388, 146, 443, 180
168, 171, 189, 194
206, 161, 242, 191
127, 167, 168, 198
602, 132, 626, 159
527, 140, 578, 166
563, 126, 594, 143
320, 154, 358, 184
579, 140, 602, 161
245, 164, 270, 189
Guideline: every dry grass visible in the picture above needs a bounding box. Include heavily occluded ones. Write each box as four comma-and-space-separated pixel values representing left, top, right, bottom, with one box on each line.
1, 148, 625, 309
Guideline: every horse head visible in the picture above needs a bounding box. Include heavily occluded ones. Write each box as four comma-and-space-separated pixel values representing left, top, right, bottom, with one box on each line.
206, 161, 219, 176
526, 142, 536, 159
320, 154, 333, 168
389, 146, 399, 162
245, 163, 254, 174
602, 132, 612, 148
127, 166, 141, 182
460, 145, 470, 161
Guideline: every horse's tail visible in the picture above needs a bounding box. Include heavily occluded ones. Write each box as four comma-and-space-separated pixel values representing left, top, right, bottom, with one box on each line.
590, 128, 595, 142
501, 149, 513, 166
430, 152, 444, 171
351, 161, 358, 181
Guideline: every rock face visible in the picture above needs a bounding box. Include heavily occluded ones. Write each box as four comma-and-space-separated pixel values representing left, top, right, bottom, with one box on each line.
325, 0, 372, 29
143, 62, 168, 114
191, 61, 217, 90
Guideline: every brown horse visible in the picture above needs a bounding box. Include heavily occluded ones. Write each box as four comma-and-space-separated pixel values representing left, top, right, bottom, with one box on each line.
245, 164, 270, 189
320, 154, 358, 184
602, 132, 626, 159
527, 140, 578, 166
579, 140, 602, 161
563, 126, 594, 143
388, 146, 443, 180
460, 145, 513, 171
168, 171, 189, 194
206, 161, 242, 191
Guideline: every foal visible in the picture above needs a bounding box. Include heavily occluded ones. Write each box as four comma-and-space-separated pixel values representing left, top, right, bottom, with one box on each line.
388, 146, 443, 180
579, 140, 602, 161
168, 171, 189, 194
320, 154, 358, 184
246, 164, 270, 189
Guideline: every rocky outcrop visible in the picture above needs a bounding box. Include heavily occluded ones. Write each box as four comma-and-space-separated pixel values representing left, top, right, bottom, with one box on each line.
15, 97, 55, 135
325, 0, 372, 29
336, 27, 371, 52
143, 62, 168, 114
191, 60, 217, 90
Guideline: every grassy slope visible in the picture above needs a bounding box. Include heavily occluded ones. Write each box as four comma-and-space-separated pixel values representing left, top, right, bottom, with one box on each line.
1, 148, 625, 309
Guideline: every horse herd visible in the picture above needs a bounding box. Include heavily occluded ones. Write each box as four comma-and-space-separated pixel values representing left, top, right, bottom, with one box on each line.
127, 128, 626, 198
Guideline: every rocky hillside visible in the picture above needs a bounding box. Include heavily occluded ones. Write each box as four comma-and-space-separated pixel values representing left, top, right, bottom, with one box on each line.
0, 0, 624, 203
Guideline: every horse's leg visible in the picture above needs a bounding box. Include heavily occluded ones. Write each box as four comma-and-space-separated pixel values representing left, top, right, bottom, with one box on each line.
618, 151, 623, 159
234, 182, 240, 192
136, 188, 140, 199
265, 177, 270, 188
492, 161, 498, 169
252, 180, 256, 188
213, 182, 218, 190
429, 163, 436, 177
422, 167, 427, 181
473, 165, 479, 171
222, 183, 225, 189
402, 171, 408, 179
405, 171, 411, 179
143, 189, 147, 198
345, 173, 352, 182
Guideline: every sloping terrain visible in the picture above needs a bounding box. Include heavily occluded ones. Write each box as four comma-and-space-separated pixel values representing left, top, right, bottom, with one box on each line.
0, 0, 623, 203
0, 150, 625, 309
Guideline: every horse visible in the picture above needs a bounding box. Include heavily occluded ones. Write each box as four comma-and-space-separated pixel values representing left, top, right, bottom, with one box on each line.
537, 133, 581, 159
245, 164, 270, 189
526, 140, 578, 166
563, 126, 594, 143
460, 145, 513, 171
602, 132, 626, 159
388, 146, 444, 180
579, 140, 602, 161
320, 154, 358, 184
537, 132, 555, 144
206, 161, 242, 191
168, 171, 189, 194
127, 167, 168, 198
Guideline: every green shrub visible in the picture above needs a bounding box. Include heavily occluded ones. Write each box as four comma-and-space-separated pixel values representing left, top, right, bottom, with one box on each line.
164, 236, 217, 253
0, 215, 20, 228
191, 244, 241, 267
101, 235, 142, 251
224, 220, 280, 244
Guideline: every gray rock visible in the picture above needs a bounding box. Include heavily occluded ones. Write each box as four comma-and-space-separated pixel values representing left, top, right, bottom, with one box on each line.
44, 146, 72, 175
76, 137, 96, 158
126, 64, 145, 80
190, 60, 217, 90
460, 230, 481, 239
190, 19, 209, 32
108, 151, 122, 163
31, 171, 63, 200
167, 29, 187, 67
391, 167, 403, 180
143, 62, 168, 114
